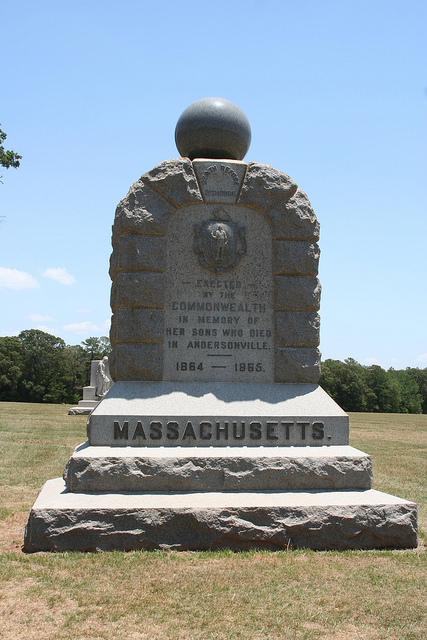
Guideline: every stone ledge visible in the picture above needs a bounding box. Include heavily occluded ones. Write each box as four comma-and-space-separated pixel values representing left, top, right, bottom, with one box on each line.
63, 444, 372, 493
24, 479, 418, 552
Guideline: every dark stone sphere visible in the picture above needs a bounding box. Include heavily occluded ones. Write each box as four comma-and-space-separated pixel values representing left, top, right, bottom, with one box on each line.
175, 97, 251, 161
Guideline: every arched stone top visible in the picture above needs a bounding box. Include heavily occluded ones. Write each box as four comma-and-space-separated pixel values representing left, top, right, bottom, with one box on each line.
112, 159, 319, 242
109, 158, 321, 384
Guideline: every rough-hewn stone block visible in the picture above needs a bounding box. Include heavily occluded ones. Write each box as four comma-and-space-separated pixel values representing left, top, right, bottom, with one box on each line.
24, 479, 418, 552
273, 241, 320, 275
110, 308, 164, 347
109, 234, 165, 278
267, 190, 320, 240
143, 158, 202, 207
274, 276, 321, 311
275, 312, 320, 347
110, 272, 165, 311
109, 343, 163, 381
113, 181, 175, 238
63, 445, 373, 493
238, 163, 297, 211
275, 347, 321, 383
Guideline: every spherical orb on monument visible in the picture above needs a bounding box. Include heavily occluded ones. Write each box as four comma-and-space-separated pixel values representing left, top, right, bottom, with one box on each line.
175, 97, 251, 161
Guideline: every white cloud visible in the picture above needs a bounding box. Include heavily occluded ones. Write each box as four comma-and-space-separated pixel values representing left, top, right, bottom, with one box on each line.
28, 314, 55, 322
42, 267, 75, 285
76, 308, 91, 313
364, 357, 378, 364
35, 325, 53, 333
417, 353, 427, 363
63, 321, 104, 333
0, 267, 40, 289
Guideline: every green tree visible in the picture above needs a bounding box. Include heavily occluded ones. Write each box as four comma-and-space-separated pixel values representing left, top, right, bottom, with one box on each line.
0, 331, 111, 404
405, 368, 427, 413
365, 365, 400, 412
320, 358, 372, 412
0, 125, 21, 182
0, 336, 23, 400
18, 329, 66, 402
81, 336, 111, 360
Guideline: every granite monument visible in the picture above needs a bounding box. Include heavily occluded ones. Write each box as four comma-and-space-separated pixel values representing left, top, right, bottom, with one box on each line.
25, 98, 417, 551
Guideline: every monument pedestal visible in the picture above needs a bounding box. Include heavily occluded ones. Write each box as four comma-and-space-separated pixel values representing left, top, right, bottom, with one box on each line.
24, 383, 417, 552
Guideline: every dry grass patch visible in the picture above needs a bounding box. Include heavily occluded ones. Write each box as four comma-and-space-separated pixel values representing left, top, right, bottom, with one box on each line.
0, 404, 426, 639
349, 412, 427, 534
0, 550, 426, 639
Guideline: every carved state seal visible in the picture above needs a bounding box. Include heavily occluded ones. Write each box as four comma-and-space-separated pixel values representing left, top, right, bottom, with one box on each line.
193, 209, 247, 274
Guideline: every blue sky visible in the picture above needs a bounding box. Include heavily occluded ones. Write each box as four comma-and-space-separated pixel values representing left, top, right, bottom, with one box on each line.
1, 0, 426, 369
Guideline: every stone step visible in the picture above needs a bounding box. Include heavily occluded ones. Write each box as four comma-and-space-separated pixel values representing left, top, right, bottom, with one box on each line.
24, 478, 417, 552
64, 444, 372, 492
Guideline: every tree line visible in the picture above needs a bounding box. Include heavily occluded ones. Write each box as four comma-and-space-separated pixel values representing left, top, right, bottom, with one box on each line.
0, 329, 110, 404
1, 330, 426, 413
320, 358, 427, 414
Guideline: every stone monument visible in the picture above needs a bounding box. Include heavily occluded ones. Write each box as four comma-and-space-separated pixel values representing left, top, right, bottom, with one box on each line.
25, 98, 417, 551
68, 358, 113, 415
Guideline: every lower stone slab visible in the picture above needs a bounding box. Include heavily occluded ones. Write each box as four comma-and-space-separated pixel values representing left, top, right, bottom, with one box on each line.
24, 478, 417, 552
63, 443, 373, 492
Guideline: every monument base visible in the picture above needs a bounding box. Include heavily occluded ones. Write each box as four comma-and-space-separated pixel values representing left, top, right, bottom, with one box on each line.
24, 477, 417, 552
63, 443, 373, 492
25, 382, 418, 551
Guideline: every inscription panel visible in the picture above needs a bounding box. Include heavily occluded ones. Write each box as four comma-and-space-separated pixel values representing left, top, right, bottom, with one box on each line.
164, 204, 274, 382
193, 160, 246, 203
109, 418, 329, 446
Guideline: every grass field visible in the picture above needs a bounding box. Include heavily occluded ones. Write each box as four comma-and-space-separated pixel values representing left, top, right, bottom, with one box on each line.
0, 403, 426, 639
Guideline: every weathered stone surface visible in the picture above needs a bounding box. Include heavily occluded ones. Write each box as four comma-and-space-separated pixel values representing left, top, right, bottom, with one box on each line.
192, 159, 247, 203
142, 158, 202, 208
64, 444, 372, 493
113, 181, 174, 238
163, 203, 274, 383
267, 190, 320, 240
275, 312, 320, 347
110, 308, 164, 347
109, 234, 165, 278
273, 241, 320, 276
275, 348, 321, 384
274, 276, 321, 311
24, 479, 418, 552
238, 163, 297, 211
110, 272, 165, 311
108, 344, 163, 382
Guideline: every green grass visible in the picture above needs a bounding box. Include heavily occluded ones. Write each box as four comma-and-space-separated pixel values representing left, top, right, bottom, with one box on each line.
0, 403, 426, 639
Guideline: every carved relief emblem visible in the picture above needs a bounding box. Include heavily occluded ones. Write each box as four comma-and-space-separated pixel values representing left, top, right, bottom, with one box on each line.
193, 209, 247, 274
